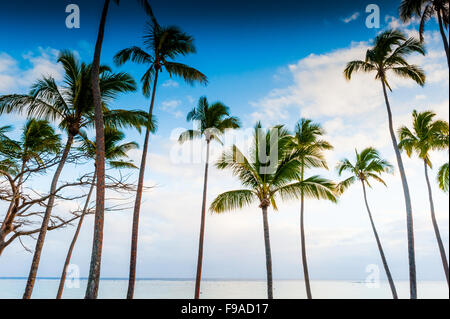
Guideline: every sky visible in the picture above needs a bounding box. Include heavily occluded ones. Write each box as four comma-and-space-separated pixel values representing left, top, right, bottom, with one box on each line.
0, 0, 449, 291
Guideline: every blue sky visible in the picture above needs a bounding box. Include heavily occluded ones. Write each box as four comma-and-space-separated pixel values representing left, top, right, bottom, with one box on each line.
0, 0, 449, 297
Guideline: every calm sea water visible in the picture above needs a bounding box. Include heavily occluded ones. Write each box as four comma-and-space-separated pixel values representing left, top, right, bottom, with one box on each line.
0, 279, 448, 299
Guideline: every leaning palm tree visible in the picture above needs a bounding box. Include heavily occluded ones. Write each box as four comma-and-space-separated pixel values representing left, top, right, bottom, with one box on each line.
87, 0, 155, 299
290, 119, 334, 299
398, 110, 449, 285
178, 96, 240, 299
56, 127, 140, 299
0, 51, 145, 299
114, 20, 207, 299
400, 0, 449, 67
344, 29, 426, 299
337, 147, 398, 299
210, 123, 336, 299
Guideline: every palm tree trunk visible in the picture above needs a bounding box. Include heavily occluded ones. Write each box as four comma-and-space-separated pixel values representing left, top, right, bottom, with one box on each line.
85, 0, 110, 300
23, 134, 74, 299
381, 79, 417, 299
437, 8, 450, 68
194, 139, 211, 299
127, 68, 160, 299
361, 181, 398, 299
261, 205, 273, 299
57, 173, 96, 299
299, 162, 312, 299
423, 160, 449, 285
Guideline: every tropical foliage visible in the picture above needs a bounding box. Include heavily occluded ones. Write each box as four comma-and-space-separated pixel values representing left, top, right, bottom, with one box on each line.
344, 29, 426, 299
337, 147, 398, 298
398, 110, 449, 285
113, 18, 207, 299
179, 96, 240, 299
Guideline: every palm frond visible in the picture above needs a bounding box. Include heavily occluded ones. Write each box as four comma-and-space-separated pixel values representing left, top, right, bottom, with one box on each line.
210, 189, 257, 213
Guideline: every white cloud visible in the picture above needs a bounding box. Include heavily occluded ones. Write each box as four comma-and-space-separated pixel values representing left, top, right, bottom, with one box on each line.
160, 99, 183, 118
342, 12, 360, 23
162, 79, 179, 88
0, 47, 63, 94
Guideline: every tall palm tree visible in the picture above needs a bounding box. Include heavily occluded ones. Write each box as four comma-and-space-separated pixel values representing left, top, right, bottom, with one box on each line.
178, 96, 240, 299
210, 123, 336, 299
344, 29, 426, 299
398, 110, 449, 285
0, 120, 61, 255
290, 119, 334, 299
56, 127, 141, 299
87, 0, 155, 300
0, 51, 145, 299
400, 0, 450, 67
114, 20, 207, 299
337, 147, 398, 299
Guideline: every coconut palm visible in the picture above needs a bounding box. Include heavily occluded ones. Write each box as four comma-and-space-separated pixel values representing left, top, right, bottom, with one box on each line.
56, 127, 140, 299
114, 20, 207, 299
87, 0, 155, 299
178, 96, 240, 299
438, 162, 449, 191
0, 51, 145, 299
398, 110, 449, 285
337, 147, 398, 299
400, 0, 449, 67
290, 119, 334, 299
0, 120, 61, 255
210, 123, 336, 299
344, 29, 426, 299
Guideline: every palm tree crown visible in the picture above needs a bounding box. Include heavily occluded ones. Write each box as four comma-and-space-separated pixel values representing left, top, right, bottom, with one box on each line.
179, 96, 241, 144
291, 119, 333, 170
114, 20, 207, 97
400, 0, 449, 42
77, 127, 139, 169
344, 29, 426, 91
211, 123, 336, 213
398, 110, 449, 167
0, 51, 148, 136
337, 147, 394, 191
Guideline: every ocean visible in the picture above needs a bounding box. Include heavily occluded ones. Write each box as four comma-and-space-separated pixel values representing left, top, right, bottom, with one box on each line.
0, 279, 448, 299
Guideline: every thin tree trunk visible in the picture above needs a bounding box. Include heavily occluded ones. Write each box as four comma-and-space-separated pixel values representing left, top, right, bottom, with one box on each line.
85, 0, 110, 300
423, 160, 449, 285
381, 79, 417, 299
194, 139, 211, 299
57, 173, 96, 299
299, 163, 312, 299
127, 68, 160, 299
23, 134, 74, 299
437, 8, 450, 68
261, 205, 273, 299
361, 181, 398, 299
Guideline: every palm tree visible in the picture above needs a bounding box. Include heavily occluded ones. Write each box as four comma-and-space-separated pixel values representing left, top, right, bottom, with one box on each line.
114, 20, 207, 299
210, 123, 336, 299
337, 147, 398, 299
398, 110, 449, 285
290, 119, 335, 299
0, 51, 145, 299
400, 0, 449, 67
87, 0, 155, 300
178, 96, 240, 299
438, 162, 449, 191
344, 29, 426, 299
0, 120, 61, 255
56, 127, 140, 299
